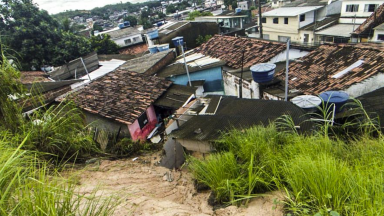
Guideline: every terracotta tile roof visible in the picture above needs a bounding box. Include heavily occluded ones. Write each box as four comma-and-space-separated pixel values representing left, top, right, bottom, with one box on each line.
71, 70, 172, 125
354, 3, 384, 35
276, 44, 384, 95
196, 35, 286, 69
20, 71, 50, 84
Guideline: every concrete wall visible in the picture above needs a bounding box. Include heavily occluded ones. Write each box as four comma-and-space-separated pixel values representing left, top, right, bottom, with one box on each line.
169, 66, 224, 92
113, 33, 143, 47
344, 73, 384, 98
223, 72, 261, 99
145, 50, 176, 75
298, 30, 316, 43
159, 22, 219, 49
177, 139, 214, 153
299, 10, 316, 28
264, 16, 299, 34
84, 112, 131, 137
373, 29, 384, 41
340, 0, 384, 23
128, 105, 158, 141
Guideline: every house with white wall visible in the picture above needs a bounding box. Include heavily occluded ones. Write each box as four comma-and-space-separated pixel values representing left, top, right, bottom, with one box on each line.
339, 0, 384, 24
262, 6, 324, 42
373, 23, 384, 41
95, 27, 143, 47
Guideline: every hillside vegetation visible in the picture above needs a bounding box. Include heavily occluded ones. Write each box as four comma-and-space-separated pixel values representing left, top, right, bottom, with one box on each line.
189, 106, 384, 215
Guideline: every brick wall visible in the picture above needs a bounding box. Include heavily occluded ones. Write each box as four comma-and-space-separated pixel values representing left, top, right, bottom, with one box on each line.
119, 43, 148, 55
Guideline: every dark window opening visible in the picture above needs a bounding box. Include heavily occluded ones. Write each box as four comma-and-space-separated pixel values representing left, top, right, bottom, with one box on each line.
378, 34, 384, 41
261, 17, 266, 23
346, 4, 359, 12
300, 14, 305, 22
284, 17, 288, 24
273, 17, 278, 24
138, 112, 149, 129
365, 4, 378, 12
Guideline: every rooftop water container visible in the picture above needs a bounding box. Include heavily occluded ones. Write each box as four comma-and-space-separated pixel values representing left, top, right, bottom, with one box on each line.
118, 23, 125, 29
292, 95, 322, 112
250, 63, 276, 83
157, 44, 169, 52
123, 21, 130, 27
148, 45, 158, 54
147, 29, 159, 39
319, 91, 349, 113
172, 36, 184, 47
235, 8, 242, 13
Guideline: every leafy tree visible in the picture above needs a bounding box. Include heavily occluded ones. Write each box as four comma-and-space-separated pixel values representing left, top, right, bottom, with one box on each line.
92, 23, 103, 35
196, 35, 212, 45
166, 4, 177, 14
0, 0, 61, 69
186, 11, 213, 20
90, 34, 119, 55
61, 18, 86, 33
139, 18, 153, 30
156, 12, 166, 19
124, 16, 138, 26
52, 31, 92, 65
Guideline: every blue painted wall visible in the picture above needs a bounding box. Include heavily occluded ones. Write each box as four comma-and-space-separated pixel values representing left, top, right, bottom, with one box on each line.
169, 66, 223, 92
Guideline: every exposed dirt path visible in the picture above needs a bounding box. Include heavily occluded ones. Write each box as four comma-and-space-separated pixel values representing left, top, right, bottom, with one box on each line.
75, 151, 284, 216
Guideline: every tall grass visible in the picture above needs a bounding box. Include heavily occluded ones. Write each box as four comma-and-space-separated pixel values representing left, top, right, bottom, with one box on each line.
189, 100, 384, 214
0, 134, 120, 215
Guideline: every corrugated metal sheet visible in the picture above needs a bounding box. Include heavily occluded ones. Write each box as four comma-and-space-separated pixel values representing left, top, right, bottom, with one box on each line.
71, 59, 126, 89
190, 56, 221, 67
176, 53, 205, 63
49, 52, 99, 81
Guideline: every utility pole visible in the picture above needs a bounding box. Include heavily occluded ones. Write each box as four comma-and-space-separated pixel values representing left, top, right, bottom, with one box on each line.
284, 39, 290, 101
239, 49, 245, 98
258, 0, 263, 39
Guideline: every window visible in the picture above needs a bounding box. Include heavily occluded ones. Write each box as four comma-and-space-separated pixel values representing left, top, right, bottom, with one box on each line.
273, 18, 278, 24
346, 4, 359, 12
300, 14, 305, 22
138, 112, 149, 129
124, 38, 132, 45
262, 34, 269, 39
364, 4, 378, 12
284, 17, 288, 24
132, 36, 140, 42
261, 17, 266, 23
378, 34, 384, 41
278, 36, 291, 42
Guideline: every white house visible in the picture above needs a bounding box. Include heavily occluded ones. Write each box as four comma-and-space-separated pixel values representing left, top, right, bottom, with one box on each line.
339, 0, 384, 24
95, 27, 143, 47
373, 23, 384, 41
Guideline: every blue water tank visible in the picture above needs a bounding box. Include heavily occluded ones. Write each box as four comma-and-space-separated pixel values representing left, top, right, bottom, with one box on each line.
235, 8, 242, 13
250, 63, 276, 83
172, 36, 184, 47
118, 23, 125, 29
157, 44, 169, 52
123, 21, 130, 27
148, 45, 158, 54
319, 91, 349, 113
147, 29, 159, 39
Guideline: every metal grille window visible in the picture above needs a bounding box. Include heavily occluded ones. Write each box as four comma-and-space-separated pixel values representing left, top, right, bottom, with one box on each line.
346, 4, 359, 12
364, 4, 378, 12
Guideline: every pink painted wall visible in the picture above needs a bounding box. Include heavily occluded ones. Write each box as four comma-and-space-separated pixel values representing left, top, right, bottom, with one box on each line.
128, 105, 158, 141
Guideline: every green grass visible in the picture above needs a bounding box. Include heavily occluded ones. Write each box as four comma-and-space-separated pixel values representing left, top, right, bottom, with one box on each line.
189, 112, 384, 214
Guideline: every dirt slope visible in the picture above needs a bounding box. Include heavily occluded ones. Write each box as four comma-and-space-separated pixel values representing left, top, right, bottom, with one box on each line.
75, 151, 284, 216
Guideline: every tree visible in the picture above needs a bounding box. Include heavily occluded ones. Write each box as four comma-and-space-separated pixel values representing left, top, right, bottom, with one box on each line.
52, 31, 93, 65
0, 0, 61, 69
124, 16, 138, 27
196, 35, 212, 45
166, 5, 176, 14
90, 34, 119, 55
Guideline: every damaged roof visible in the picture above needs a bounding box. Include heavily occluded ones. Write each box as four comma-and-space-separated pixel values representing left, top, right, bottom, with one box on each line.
171, 96, 311, 141
71, 69, 172, 125
196, 35, 286, 69
119, 50, 175, 75
154, 84, 197, 109
276, 44, 384, 95
20, 71, 50, 84
353, 3, 384, 35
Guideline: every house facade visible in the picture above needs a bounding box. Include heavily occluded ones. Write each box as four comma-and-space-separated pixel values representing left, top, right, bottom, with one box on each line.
96, 27, 143, 47
339, 0, 384, 24
262, 6, 324, 42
